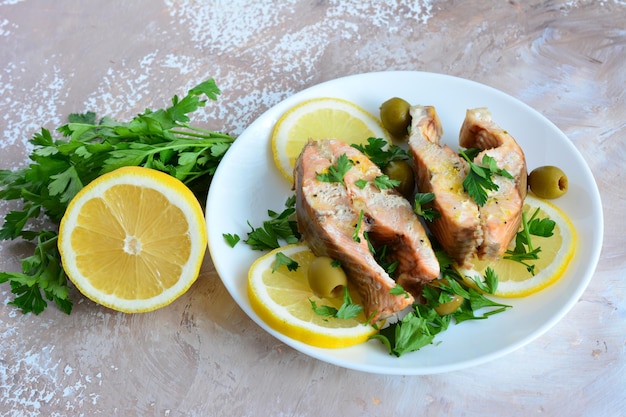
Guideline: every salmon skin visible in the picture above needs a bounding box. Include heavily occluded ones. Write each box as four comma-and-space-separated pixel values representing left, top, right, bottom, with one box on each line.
409, 105, 527, 266
294, 139, 439, 321
459, 108, 527, 259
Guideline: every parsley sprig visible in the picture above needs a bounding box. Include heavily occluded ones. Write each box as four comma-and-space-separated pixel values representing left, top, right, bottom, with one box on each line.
316, 153, 353, 185
351, 137, 409, 168
310, 286, 364, 320
243, 196, 300, 251
273, 252, 299, 272
0, 79, 235, 315
370, 248, 511, 357
459, 148, 513, 206
504, 208, 555, 275
413, 192, 440, 222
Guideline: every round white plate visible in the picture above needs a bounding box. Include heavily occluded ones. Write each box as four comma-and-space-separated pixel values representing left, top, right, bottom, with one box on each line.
205, 71, 603, 375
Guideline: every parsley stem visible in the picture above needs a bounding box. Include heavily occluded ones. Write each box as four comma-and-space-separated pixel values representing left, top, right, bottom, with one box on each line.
171, 126, 235, 141
352, 209, 364, 242
521, 211, 534, 253
458, 149, 472, 163
142, 141, 222, 154
37, 232, 58, 251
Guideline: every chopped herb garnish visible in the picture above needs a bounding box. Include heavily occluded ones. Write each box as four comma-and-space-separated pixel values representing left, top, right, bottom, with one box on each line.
413, 192, 440, 221
459, 149, 513, 206
370, 246, 511, 356
390, 284, 410, 298
355, 179, 368, 189
244, 196, 300, 250
373, 244, 399, 277
316, 153, 353, 185
272, 252, 299, 272
504, 208, 556, 275
370, 307, 447, 357
352, 209, 365, 243
465, 266, 499, 294
310, 287, 363, 320
223, 233, 240, 248
351, 137, 409, 168
373, 175, 401, 190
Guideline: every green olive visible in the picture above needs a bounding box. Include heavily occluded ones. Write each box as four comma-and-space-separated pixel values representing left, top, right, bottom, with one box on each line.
383, 160, 415, 199
307, 256, 348, 298
380, 97, 411, 138
528, 165, 568, 199
434, 294, 464, 316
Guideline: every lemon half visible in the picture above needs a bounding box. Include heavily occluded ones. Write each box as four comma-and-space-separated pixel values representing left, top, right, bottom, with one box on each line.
58, 166, 207, 313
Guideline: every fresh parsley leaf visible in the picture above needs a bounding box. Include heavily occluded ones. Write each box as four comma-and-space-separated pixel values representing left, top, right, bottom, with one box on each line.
467, 287, 510, 312
463, 161, 499, 206
67, 111, 97, 124
223, 233, 240, 248
413, 192, 440, 221
463, 266, 499, 295
353, 175, 401, 191
373, 175, 401, 190
273, 252, 299, 272
461, 147, 481, 161
351, 137, 408, 168
459, 149, 513, 206
371, 244, 399, 277
370, 308, 443, 357
527, 210, 555, 237
504, 208, 555, 275
48, 166, 84, 203
310, 287, 363, 320
0, 232, 72, 315
434, 248, 454, 270
316, 153, 353, 185
483, 267, 499, 294
309, 300, 337, 317
484, 154, 514, 180
244, 196, 300, 250
335, 287, 364, 319
352, 209, 365, 243
355, 179, 368, 189
390, 284, 410, 298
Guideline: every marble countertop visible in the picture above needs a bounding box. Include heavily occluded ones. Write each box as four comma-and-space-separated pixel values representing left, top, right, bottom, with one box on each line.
1, 1, 624, 416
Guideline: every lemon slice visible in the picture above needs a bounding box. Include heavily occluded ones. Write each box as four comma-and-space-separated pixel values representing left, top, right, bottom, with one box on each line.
248, 244, 377, 348
457, 194, 576, 298
58, 166, 207, 313
271, 97, 389, 183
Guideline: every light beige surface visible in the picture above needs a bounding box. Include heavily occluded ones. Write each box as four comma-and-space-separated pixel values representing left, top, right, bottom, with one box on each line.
1, 1, 625, 416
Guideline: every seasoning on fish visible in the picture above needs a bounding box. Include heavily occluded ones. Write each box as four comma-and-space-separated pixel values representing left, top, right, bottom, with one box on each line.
294, 139, 439, 321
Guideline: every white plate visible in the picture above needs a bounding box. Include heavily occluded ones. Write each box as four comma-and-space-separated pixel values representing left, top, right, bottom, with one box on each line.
205, 71, 603, 375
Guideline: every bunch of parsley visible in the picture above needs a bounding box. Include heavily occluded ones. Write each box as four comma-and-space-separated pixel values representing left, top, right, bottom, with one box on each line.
0, 79, 235, 315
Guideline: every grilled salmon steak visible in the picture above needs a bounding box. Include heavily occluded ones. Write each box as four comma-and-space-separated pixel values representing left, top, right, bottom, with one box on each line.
408, 105, 482, 266
294, 139, 439, 321
409, 105, 527, 266
459, 107, 527, 259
